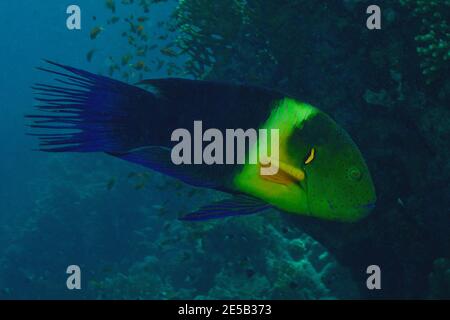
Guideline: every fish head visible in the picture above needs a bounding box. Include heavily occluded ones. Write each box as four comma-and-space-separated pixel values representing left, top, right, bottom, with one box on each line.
288, 111, 376, 222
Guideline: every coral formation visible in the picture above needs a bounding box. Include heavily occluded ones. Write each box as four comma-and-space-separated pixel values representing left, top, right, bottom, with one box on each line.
400, 0, 450, 83
428, 258, 450, 299
88, 215, 358, 299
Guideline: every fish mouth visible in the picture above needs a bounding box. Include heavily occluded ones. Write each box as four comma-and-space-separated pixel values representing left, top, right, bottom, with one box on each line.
360, 201, 376, 211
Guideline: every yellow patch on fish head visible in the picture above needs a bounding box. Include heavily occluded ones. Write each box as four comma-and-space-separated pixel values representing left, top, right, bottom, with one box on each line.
233, 98, 314, 214
233, 98, 376, 222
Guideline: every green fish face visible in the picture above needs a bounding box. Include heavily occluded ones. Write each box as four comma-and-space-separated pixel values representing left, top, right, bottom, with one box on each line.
287, 110, 377, 222
234, 98, 376, 222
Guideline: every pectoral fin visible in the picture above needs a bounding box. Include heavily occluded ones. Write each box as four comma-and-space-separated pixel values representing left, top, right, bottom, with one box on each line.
259, 158, 305, 186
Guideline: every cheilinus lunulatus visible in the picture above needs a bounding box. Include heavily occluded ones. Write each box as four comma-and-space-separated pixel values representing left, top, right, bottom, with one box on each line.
28, 61, 376, 222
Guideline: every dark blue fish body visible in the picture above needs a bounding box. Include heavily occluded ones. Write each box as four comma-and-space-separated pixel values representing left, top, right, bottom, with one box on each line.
32, 61, 281, 152
29, 61, 283, 219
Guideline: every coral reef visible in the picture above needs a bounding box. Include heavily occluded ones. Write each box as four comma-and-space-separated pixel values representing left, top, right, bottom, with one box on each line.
174, 0, 347, 93
400, 0, 450, 83
428, 258, 450, 299
88, 215, 358, 299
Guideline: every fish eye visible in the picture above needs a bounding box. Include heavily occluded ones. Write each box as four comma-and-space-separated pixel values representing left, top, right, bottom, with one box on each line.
304, 148, 315, 165
348, 166, 362, 181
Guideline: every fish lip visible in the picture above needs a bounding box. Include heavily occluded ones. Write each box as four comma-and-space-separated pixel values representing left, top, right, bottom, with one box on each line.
360, 201, 376, 211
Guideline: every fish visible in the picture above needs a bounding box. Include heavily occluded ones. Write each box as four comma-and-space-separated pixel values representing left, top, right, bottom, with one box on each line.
133, 61, 145, 70
160, 47, 178, 57
105, 0, 116, 13
27, 61, 376, 222
107, 62, 119, 76
136, 25, 145, 34
136, 47, 147, 56
90, 26, 103, 40
134, 182, 146, 190
137, 16, 149, 23
108, 16, 120, 24
121, 54, 133, 66
86, 49, 96, 62
127, 172, 150, 189
127, 35, 135, 45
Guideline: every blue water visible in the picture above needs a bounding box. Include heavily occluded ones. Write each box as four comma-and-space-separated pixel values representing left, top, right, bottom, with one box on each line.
0, 0, 192, 299
0, 0, 448, 300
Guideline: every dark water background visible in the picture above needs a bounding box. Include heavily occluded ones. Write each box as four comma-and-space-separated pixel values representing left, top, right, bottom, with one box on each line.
0, 0, 449, 299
